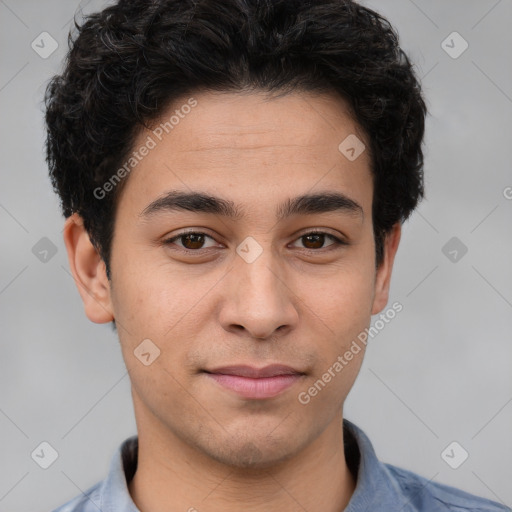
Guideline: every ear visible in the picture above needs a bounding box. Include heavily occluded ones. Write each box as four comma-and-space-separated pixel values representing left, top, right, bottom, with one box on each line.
371, 222, 401, 315
62, 213, 114, 323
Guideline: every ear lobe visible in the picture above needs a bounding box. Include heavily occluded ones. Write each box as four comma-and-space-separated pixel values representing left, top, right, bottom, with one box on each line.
62, 213, 114, 324
371, 222, 401, 315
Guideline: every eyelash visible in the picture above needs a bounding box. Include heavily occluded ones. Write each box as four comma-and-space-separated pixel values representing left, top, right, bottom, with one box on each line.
162, 229, 348, 254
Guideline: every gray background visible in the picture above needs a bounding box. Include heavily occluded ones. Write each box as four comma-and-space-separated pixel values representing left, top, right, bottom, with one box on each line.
1, 0, 511, 510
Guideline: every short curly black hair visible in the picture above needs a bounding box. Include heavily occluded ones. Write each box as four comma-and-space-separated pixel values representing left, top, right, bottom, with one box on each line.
44, 0, 427, 280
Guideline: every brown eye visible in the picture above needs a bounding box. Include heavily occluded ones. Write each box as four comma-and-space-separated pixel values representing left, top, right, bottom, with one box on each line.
180, 233, 206, 250
164, 232, 217, 251
302, 233, 327, 249
291, 231, 346, 251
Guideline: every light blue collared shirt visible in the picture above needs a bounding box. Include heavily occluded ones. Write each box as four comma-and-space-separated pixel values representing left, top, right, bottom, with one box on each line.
52, 419, 510, 512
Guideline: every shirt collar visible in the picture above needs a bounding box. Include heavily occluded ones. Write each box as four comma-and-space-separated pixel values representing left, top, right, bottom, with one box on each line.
343, 419, 407, 511
99, 419, 405, 511
100, 433, 139, 512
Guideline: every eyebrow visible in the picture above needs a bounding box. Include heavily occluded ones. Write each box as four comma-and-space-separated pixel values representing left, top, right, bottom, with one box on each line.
139, 190, 364, 222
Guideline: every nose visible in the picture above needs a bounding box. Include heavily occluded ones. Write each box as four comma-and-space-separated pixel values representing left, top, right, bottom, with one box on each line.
219, 242, 299, 340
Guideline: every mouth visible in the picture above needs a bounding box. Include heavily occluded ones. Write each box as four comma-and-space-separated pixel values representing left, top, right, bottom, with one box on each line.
203, 364, 306, 399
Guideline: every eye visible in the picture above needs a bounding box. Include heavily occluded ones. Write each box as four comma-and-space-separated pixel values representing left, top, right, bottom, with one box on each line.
163, 231, 219, 251
162, 229, 348, 253
289, 230, 347, 251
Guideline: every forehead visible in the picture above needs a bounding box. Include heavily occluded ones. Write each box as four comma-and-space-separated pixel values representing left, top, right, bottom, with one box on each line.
116, 90, 373, 219
153, 89, 364, 151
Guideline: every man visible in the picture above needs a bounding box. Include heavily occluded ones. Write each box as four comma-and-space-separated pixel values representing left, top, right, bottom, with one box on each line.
45, 0, 509, 511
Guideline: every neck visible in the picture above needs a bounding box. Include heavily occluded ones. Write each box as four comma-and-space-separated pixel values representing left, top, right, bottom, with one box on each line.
128, 411, 356, 512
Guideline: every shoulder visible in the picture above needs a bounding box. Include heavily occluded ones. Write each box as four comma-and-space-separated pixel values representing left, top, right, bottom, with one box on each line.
50, 434, 138, 512
50, 481, 102, 512
385, 463, 511, 512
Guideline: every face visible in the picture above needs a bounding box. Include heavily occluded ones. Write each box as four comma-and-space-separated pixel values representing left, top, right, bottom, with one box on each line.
65, 90, 400, 469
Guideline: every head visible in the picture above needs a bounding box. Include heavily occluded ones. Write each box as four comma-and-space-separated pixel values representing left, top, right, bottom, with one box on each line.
45, 0, 426, 469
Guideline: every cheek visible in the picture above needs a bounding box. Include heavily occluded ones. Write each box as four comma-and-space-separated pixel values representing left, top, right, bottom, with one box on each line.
110, 260, 222, 385
301, 260, 375, 385
308, 261, 375, 331
111, 260, 194, 338
112, 270, 200, 417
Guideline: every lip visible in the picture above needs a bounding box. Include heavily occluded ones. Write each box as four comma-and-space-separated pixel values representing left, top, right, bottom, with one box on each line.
206, 364, 302, 378
204, 364, 305, 399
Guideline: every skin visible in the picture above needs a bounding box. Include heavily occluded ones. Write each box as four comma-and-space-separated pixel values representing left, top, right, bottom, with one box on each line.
63, 90, 401, 512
